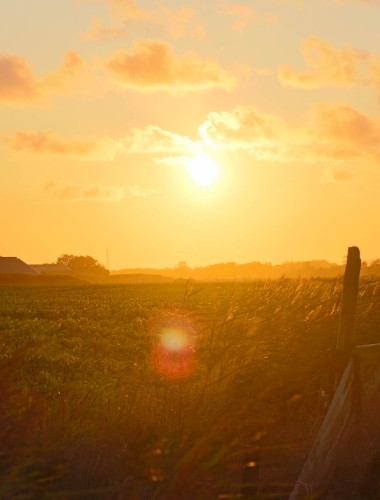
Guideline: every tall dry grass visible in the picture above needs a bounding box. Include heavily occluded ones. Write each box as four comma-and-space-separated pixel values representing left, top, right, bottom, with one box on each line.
1, 278, 380, 498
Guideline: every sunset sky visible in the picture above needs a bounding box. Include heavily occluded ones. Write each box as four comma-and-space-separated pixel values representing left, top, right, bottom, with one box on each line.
2, 0, 380, 269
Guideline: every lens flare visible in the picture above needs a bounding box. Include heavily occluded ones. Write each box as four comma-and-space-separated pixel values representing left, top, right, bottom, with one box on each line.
152, 318, 195, 380
161, 329, 189, 352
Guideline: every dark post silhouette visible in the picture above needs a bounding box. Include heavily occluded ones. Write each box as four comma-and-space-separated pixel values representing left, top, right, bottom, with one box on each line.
334, 247, 361, 389
337, 246, 361, 350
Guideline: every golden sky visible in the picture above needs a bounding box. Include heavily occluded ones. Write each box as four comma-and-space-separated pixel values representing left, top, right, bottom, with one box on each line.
2, 0, 380, 269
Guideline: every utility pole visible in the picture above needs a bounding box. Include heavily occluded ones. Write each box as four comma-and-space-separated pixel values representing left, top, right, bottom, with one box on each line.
106, 248, 110, 272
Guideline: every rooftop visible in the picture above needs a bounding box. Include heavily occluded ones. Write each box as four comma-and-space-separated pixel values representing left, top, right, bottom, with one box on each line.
0, 257, 41, 275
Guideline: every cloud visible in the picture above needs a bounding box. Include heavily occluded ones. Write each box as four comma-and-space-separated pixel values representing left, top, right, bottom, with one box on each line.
105, 0, 158, 22
153, 155, 190, 167
278, 37, 380, 96
3, 124, 201, 159
124, 125, 202, 155
198, 102, 380, 163
199, 105, 285, 152
0, 51, 85, 104
155, 2, 196, 40
40, 51, 85, 92
104, 39, 237, 93
3, 130, 121, 161
219, 2, 257, 33
81, 17, 126, 40
278, 37, 366, 88
127, 185, 157, 197
44, 182, 155, 202
82, 0, 205, 41
308, 102, 380, 160
0, 54, 40, 102
320, 168, 353, 183
9, 101, 380, 168
369, 56, 380, 94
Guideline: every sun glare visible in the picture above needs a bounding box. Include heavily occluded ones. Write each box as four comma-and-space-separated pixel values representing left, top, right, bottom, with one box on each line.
186, 156, 220, 187
152, 325, 195, 380
160, 329, 189, 352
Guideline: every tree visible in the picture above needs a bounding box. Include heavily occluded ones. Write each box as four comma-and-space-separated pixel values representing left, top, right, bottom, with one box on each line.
367, 259, 380, 276
176, 261, 189, 269
56, 254, 109, 276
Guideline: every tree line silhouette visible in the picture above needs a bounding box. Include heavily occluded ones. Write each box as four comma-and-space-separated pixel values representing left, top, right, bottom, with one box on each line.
113, 259, 380, 280
48, 255, 380, 281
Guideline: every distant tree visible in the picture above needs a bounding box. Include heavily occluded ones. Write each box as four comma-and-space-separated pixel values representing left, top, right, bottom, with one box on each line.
367, 259, 380, 276
174, 261, 191, 278
176, 261, 189, 269
56, 254, 109, 276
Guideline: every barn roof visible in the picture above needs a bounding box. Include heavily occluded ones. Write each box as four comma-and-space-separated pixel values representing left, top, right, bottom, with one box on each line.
0, 257, 41, 275
30, 264, 72, 272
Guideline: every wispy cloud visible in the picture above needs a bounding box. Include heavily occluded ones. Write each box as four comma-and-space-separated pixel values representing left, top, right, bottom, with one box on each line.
124, 125, 202, 155
40, 51, 85, 92
369, 56, 380, 95
278, 37, 366, 89
82, 18, 127, 41
82, 0, 206, 41
44, 182, 156, 202
153, 155, 191, 167
277, 36, 380, 97
104, 39, 237, 93
3, 130, 122, 161
0, 51, 85, 104
320, 168, 353, 183
219, 2, 258, 33
219, 3, 277, 32
3, 124, 201, 159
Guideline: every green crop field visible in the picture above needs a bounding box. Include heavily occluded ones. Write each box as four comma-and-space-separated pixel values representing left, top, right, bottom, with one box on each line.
1, 279, 380, 499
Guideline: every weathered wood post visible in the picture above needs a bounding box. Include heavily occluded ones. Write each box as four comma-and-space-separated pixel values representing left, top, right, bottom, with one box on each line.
334, 246, 361, 389
324, 247, 361, 399
337, 246, 361, 350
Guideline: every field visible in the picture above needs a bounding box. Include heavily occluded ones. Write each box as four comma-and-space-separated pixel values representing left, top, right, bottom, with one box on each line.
1, 279, 380, 499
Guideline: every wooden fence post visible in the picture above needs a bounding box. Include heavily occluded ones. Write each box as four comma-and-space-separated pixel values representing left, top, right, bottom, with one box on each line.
337, 246, 361, 350
334, 247, 361, 389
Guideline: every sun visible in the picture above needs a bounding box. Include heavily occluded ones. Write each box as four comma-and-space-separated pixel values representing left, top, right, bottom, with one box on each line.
186, 156, 220, 187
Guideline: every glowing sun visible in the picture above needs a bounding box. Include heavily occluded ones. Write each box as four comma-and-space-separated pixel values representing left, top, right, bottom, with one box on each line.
186, 156, 220, 187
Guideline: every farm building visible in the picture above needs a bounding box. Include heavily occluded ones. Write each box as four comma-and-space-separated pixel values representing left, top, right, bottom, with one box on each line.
30, 264, 72, 275
0, 257, 40, 275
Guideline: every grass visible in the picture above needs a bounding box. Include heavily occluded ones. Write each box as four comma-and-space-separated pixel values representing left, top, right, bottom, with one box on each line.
1, 278, 380, 498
